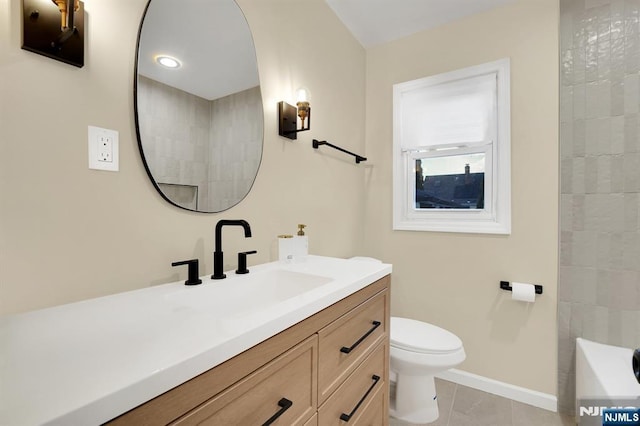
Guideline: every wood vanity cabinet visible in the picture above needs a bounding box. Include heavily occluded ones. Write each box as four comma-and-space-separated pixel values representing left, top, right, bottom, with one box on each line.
107, 275, 390, 426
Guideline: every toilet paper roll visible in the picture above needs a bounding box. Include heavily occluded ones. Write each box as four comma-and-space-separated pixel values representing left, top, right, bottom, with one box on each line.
511, 282, 536, 303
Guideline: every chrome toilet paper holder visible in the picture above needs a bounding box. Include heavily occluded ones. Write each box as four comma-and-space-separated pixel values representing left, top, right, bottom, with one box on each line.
500, 281, 543, 295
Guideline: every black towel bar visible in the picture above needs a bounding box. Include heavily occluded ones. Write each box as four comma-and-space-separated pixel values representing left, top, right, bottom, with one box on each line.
312, 139, 367, 164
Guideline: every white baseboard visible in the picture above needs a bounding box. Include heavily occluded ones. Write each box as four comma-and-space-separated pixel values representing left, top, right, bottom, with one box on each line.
436, 369, 558, 412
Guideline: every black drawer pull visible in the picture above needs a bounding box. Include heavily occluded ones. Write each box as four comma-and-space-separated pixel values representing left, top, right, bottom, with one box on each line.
262, 398, 293, 426
340, 321, 381, 354
340, 375, 381, 422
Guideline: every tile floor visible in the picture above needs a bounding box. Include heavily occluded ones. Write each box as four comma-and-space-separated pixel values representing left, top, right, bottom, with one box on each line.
389, 378, 576, 426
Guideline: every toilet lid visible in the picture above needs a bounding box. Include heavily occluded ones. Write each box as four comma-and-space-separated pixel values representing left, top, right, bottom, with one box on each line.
390, 317, 463, 354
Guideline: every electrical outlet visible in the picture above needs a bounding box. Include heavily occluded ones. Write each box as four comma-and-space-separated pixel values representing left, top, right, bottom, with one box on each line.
98, 135, 113, 162
88, 126, 119, 171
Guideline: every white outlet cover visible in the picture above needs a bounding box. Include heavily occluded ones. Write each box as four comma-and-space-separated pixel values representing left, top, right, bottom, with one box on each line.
88, 126, 119, 171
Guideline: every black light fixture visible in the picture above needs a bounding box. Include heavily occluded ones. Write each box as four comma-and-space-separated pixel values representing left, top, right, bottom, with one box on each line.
22, 0, 85, 67
278, 88, 311, 140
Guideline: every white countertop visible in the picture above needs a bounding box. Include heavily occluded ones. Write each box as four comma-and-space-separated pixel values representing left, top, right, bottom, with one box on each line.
0, 256, 391, 425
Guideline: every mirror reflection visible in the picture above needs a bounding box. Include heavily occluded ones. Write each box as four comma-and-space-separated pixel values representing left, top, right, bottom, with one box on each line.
135, 0, 263, 213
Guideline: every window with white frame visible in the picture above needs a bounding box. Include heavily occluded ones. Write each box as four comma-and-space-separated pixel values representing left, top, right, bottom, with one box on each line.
393, 58, 511, 234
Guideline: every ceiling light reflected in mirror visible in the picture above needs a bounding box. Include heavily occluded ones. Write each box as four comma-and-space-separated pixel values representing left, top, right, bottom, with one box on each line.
155, 55, 181, 69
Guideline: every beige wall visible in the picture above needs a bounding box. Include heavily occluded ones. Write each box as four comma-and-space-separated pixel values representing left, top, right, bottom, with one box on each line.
1, 0, 560, 399
0, 0, 366, 314
363, 0, 559, 395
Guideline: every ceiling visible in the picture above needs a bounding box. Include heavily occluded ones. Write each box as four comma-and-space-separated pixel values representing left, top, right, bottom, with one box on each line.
324, 0, 519, 47
137, 0, 519, 100
138, 0, 259, 101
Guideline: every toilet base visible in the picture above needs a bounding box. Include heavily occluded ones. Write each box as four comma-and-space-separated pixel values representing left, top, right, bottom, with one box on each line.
390, 373, 439, 424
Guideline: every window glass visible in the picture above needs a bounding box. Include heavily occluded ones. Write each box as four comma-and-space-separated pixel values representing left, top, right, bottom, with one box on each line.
415, 153, 485, 210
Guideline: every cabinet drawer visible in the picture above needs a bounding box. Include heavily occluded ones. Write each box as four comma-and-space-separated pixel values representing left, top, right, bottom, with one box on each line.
318, 289, 388, 403
318, 342, 386, 426
173, 336, 317, 425
348, 384, 386, 426
304, 413, 318, 426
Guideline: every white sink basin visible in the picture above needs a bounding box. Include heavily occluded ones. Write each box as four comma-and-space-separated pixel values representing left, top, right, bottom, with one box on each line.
0, 255, 392, 426
165, 268, 333, 318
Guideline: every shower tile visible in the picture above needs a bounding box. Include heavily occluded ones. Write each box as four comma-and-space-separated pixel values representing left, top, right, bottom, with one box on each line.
561, 231, 574, 266
596, 232, 612, 269
624, 193, 639, 230
561, 194, 574, 231
585, 119, 600, 154
609, 232, 625, 269
574, 84, 587, 119
608, 309, 624, 345
611, 80, 625, 116
562, 122, 575, 159
610, 1, 624, 38
558, 370, 576, 414
610, 37, 625, 80
625, 35, 640, 73
624, 73, 640, 114
623, 152, 640, 191
587, 6, 600, 45
571, 267, 598, 303
597, 156, 612, 192
570, 302, 585, 338
586, 0, 612, 7
597, 270, 612, 306
624, 114, 639, 152
624, 0, 640, 37
573, 194, 586, 230
585, 157, 599, 194
611, 116, 625, 152
573, 157, 587, 193
583, 194, 603, 230
562, 12, 575, 51
611, 154, 625, 191
622, 232, 640, 269
586, 44, 599, 81
586, 81, 611, 118
604, 193, 625, 231
561, 85, 575, 124
599, 39, 613, 81
560, 267, 574, 301
584, 269, 599, 304
620, 309, 640, 344
608, 270, 639, 310
572, 231, 599, 266
574, 119, 587, 157
559, 301, 573, 340
581, 304, 600, 340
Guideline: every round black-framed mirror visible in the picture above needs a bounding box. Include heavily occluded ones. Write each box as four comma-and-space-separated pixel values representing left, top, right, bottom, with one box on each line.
134, 0, 263, 213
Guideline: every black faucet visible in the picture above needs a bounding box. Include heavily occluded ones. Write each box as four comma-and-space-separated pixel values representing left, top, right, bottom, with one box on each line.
212, 219, 252, 280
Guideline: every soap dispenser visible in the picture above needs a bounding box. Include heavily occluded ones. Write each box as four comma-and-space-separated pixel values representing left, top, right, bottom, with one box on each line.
293, 224, 309, 258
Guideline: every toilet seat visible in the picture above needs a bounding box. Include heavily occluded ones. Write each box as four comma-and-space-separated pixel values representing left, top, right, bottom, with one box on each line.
390, 317, 462, 355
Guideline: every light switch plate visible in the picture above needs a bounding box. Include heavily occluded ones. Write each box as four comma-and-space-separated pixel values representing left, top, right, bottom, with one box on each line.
88, 126, 119, 171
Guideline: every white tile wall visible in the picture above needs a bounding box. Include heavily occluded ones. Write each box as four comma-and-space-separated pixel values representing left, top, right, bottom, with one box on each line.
559, 0, 640, 414
137, 77, 262, 211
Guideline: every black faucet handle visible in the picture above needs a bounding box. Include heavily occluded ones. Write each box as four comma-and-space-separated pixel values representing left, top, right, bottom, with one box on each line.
236, 250, 257, 274
172, 259, 203, 286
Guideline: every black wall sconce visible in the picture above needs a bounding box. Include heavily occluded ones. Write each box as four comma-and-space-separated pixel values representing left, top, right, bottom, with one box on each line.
278, 88, 311, 140
22, 0, 85, 68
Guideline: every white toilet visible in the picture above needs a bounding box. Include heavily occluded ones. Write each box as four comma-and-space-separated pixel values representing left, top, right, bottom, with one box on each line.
346, 257, 465, 423
389, 316, 465, 424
